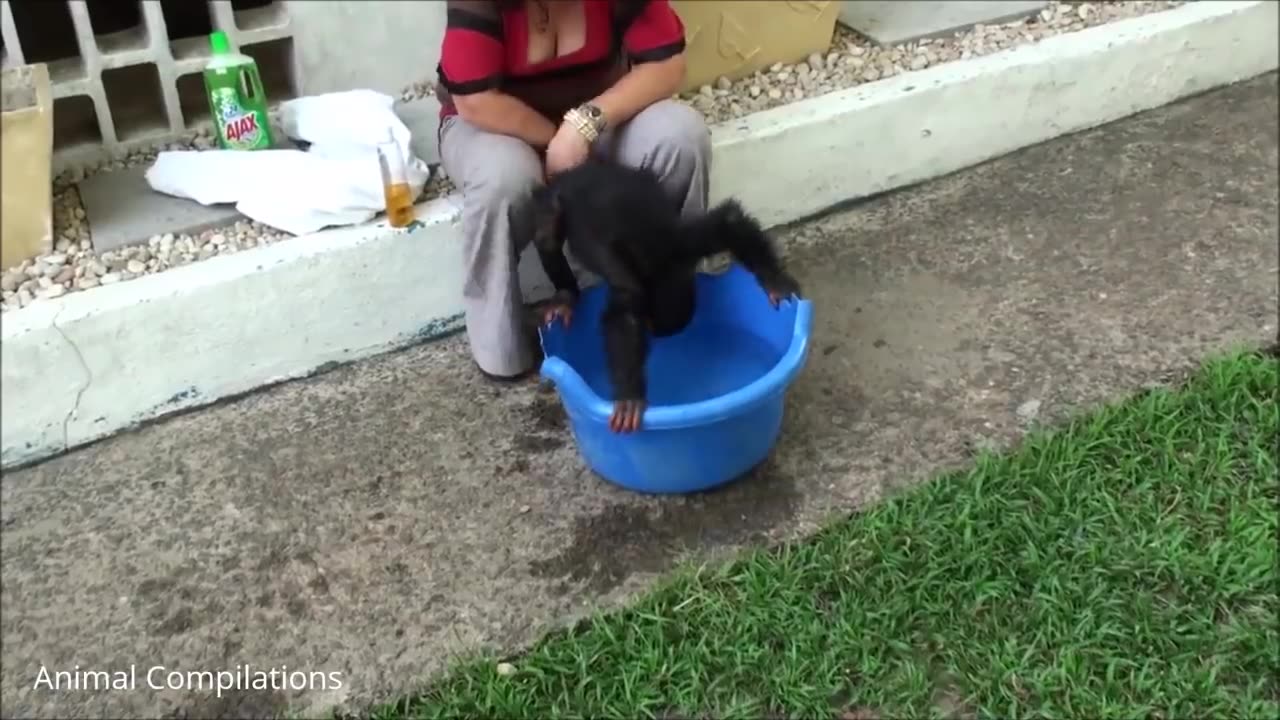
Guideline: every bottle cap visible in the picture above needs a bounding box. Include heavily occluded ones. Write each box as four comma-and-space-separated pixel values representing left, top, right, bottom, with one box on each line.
209, 30, 231, 55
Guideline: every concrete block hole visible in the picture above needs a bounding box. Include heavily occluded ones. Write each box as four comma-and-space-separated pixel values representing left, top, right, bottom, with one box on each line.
52, 94, 101, 150
88, 1, 148, 56
175, 72, 211, 130
160, 0, 215, 61
232, 0, 288, 33
101, 63, 166, 142
242, 37, 298, 107
6, 0, 77, 64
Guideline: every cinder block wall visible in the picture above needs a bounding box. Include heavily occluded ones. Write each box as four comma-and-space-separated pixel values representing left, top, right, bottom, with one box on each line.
0, 1, 447, 171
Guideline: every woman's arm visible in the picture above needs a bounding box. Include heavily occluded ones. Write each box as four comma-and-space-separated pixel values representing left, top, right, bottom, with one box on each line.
453, 91, 558, 149
586, 0, 689, 129
588, 53, 686, 129
438, 0, 557, 148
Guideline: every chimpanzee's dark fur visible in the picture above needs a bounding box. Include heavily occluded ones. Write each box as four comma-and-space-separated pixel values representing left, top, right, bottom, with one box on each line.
530, 158, 802, 433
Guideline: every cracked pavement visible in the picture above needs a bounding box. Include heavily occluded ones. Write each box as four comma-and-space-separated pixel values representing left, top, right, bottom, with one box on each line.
49, 307, 95, 457
1, 74, 1276, 719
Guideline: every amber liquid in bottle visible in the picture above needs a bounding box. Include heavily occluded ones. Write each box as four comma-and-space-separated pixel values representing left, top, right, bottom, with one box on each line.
383, 182, 415, 228
377, 133, 415, 228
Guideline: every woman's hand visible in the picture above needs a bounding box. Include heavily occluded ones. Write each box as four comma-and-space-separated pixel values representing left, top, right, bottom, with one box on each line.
544, 122, 591, 177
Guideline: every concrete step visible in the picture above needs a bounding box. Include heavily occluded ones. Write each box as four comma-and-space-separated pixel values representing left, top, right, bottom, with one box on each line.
77, 165, 243, 254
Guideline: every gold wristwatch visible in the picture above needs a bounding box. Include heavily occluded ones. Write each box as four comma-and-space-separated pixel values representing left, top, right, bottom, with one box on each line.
564, 103, 607, 143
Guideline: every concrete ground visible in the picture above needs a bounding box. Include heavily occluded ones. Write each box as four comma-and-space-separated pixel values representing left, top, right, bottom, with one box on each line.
2, 74, 1276, 720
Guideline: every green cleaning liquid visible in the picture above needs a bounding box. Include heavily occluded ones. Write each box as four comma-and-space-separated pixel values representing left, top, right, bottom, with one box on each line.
203, 30, 273, 150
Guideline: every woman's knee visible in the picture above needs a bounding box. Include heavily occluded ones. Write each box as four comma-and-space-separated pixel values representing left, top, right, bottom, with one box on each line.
619, 99, 712, 167
462, 149, 543, 213
441, 122, 544, 214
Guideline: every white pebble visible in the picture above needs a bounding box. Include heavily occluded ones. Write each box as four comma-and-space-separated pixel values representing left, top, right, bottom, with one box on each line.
100, 272, 121, 285
38, 284, 66, 299
1017, 399, 1042, 421
126, 259, 146, 274
0, 272, 21, 293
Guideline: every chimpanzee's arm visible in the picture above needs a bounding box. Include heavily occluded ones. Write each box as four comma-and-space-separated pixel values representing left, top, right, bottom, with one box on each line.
530, 186, 581, 305
579, 233, 652, 432
535, 245, 581, 301
601, 291, 649, 433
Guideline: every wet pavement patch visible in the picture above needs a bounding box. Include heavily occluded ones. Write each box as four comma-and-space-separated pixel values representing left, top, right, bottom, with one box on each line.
529, 460, 803, 593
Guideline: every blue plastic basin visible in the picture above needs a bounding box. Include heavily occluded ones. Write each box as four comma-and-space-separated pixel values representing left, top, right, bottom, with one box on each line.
538, 263, 813, 494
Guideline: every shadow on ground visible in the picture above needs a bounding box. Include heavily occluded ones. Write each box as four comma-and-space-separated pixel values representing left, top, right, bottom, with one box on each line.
2, 74, 1276, 719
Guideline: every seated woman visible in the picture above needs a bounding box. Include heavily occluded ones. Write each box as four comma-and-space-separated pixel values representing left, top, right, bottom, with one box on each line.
435, 0, 711, 380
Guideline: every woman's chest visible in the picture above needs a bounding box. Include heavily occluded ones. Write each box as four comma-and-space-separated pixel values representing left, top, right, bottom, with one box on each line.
501, 0, 617, 77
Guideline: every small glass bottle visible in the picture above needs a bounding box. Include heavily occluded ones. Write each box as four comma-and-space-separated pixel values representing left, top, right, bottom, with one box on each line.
377, 130, 415, 228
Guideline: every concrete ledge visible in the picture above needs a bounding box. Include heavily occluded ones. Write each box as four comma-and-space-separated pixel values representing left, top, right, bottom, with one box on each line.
3, 0, 1276, 470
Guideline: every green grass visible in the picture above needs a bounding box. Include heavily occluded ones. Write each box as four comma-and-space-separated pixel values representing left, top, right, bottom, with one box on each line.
375, 349, 1279, 720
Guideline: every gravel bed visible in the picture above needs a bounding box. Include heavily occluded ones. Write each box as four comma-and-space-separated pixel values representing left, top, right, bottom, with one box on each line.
682, 1, 1183, 123
2, 0, 1180, 313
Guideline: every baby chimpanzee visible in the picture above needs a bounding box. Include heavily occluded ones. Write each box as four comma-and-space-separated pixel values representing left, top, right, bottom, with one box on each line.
530, 158, 802, 434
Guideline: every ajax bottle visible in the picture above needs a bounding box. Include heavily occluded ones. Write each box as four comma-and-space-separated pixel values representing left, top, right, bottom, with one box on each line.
203, 30, 273, 150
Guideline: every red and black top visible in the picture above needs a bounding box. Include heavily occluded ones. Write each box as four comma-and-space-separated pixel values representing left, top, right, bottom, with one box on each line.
435, 0, 687, 122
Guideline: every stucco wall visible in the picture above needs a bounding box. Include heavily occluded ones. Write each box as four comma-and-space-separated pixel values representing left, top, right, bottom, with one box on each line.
286, 0, 447, 164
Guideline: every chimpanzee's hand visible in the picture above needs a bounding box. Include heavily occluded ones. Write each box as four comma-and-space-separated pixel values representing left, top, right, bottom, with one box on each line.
763, 272, 802, 308
609, 398, 646, 433
541, 290, 576, 327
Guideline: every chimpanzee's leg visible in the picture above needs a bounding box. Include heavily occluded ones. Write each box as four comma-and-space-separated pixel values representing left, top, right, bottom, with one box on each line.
676, 200, 802, 307
647, 262, 697, 337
